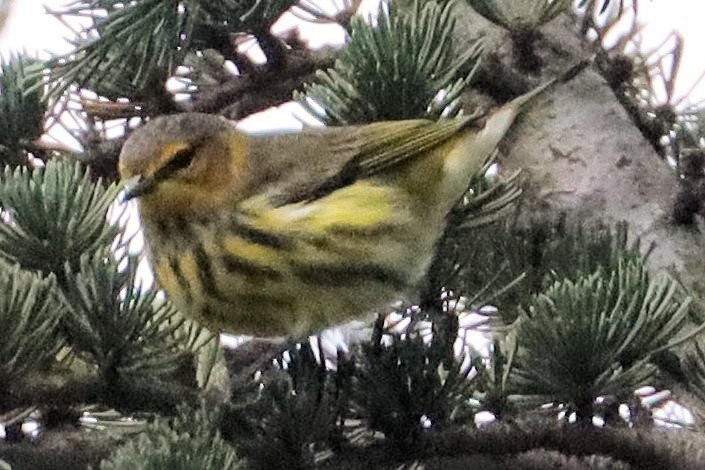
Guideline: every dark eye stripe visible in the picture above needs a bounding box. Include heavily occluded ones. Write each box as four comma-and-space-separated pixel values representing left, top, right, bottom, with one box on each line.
156, 147, 196, 181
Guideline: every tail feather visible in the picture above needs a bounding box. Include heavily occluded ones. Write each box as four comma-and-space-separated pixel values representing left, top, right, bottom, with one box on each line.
443, 58, 592, 193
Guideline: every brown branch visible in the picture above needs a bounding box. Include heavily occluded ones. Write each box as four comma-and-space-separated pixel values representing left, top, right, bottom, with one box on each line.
78, 136, 127, 182
219, 78, 303, 120
187, 48, 334, 116
81, 99, 150, 121
254, 30, 288, 71
318, 419, 705, 469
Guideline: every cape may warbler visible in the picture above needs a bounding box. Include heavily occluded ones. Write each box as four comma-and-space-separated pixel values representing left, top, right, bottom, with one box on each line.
119, 62, 587, 337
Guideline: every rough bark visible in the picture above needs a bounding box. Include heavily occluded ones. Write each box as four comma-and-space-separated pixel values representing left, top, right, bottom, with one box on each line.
513, 21, 704, 304
455, 6, 705, 308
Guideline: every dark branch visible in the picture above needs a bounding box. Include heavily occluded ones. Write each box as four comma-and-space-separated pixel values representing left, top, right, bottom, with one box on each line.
188, 48, 334, 116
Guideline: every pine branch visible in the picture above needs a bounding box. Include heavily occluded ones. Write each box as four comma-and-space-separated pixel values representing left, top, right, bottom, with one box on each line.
423, 159, 523, 309
0, 265, 62, 403
59, 251, 186, 389
351, 311, 478, 445
0, 56, 47, 167
298, 0, 484, 124
512, 258, 698, 424
430, 217, 645, 323
0, 160, 120, 279
42, 0, 312, 111
101, 405, 243, 469
44, 0, 188, 106
680, 338, 705, 416
473, 334, 520, 420
224, 342, 344, 469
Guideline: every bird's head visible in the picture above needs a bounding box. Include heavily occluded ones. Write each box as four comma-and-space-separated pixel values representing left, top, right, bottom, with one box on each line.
118, 113, 250, 217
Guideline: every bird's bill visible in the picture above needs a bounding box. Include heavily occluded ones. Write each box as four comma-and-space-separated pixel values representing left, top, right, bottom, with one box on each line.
122, 175, 156, 201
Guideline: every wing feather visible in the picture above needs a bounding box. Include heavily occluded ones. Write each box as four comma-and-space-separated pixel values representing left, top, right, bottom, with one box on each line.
245, 114, 482, 206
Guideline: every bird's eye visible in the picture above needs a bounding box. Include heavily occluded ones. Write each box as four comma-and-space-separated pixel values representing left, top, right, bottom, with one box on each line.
157, 147, 196, 180
169, 147, 196, 171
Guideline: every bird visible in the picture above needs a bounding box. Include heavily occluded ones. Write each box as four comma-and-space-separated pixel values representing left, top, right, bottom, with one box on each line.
118, 61, 588, 338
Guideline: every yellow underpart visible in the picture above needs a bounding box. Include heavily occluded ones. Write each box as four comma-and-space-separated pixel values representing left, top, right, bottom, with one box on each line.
234, 181, 414, 268
222, 234, 282, 266
153, 250, 203, 319
178, 252, 201, 294
154, 260, 180, 301
255, 181, 399, 236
